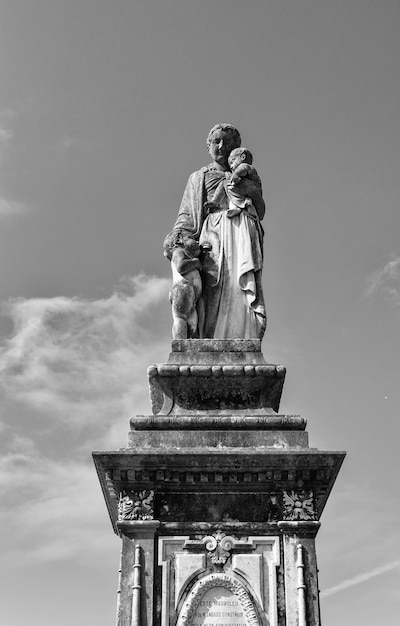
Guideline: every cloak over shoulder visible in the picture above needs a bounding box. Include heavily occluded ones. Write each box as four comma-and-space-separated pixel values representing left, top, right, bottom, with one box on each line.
173, 168, 207, 239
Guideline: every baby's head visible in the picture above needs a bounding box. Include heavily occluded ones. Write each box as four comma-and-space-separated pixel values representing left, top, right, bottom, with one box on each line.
163, 230, 201, 260
228, 147, 253, 171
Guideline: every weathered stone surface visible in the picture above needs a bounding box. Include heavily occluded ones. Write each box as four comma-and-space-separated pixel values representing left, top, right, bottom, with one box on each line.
148, 339, 286, 414
158, 536, 280, 626
163, 231, 203, 339
93, 199, 345, 626
279, 529, 321, 626
92, 449, 345, 535
127, 429, 309, 450
171, 339, 263, 354
94, 434, 344, 626
168, 124, 266, 340
130, 415, 306, 431
115, 523, 160, 626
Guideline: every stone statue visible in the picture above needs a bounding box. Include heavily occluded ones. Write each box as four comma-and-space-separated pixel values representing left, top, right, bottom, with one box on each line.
167, 123, 266, 339
205, 147, 261, 220
163, 230, 203, 339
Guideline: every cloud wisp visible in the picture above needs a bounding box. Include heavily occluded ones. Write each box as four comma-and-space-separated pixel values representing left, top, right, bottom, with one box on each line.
365, 256, 400, 306
0, 275, 171, 563
320, 560, 400, 598
0, 121, 27, 217
0, 275, 170, 434
0, 433, 116, 564
0, 197, 26, 216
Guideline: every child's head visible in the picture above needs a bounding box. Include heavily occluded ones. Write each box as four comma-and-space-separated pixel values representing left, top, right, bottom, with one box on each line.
163, 230, 201, 260
228, 147, 253, 171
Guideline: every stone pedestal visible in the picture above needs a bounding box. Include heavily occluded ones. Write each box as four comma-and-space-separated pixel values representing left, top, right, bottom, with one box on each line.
93, 340, 345, 626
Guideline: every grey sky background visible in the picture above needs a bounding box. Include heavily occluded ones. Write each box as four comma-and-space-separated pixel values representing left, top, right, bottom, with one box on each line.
0, 1, 399, 624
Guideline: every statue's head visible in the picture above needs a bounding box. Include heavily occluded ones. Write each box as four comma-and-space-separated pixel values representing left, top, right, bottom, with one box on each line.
228, 147, 253, 171
206, 124, 241, 168
163, 230, 201, 261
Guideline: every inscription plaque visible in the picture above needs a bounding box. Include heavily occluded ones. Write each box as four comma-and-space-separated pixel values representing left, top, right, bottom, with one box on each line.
178, 573, 259, 626
192, 587, 246, 626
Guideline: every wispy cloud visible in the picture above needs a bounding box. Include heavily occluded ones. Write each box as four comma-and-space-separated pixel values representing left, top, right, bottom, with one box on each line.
0, 119, 14, 164
321, 560, 400, 598
59, 136, 82, 152
0, 197, 26, 216
0, 275, 170, 434
0, 117, 27, 217
0, 434, 115, 564
365, 256, 400, 306
0, 275, 172, 563
0, 126, 13, 147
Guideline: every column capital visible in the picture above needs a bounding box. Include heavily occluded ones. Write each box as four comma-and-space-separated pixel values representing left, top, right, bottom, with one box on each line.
116, 520, 160, 538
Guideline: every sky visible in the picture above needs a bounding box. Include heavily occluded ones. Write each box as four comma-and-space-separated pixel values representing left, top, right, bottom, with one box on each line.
0, 0, 399, 624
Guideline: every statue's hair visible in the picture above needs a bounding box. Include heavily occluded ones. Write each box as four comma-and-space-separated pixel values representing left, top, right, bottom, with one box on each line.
163, 230, 197, 260
206, 124, 241, 150
228, 147, 253, 165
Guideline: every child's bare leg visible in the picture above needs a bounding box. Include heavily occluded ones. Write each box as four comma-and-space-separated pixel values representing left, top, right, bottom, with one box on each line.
172, 316, 188, 340
187, 307, 198, 338
170, 282, 194, 339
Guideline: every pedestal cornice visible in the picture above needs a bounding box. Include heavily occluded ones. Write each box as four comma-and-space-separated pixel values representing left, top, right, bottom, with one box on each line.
93, 448, 345, 534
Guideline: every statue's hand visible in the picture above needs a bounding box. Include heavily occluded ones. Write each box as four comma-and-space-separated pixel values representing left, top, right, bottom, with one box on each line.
229, 172, 241, 186
204, 201, 220, 214
200, 241, 212, 253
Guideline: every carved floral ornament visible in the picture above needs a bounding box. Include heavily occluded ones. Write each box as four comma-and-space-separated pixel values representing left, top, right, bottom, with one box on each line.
116, 489, 316, 522
283, 490, 315, 521
117, 490, 154, 521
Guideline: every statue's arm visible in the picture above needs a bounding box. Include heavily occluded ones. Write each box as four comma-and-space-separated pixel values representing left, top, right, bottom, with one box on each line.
173, 170, 206, 238
252, 191, 265, 221
173, 248, 201, 275
244, 179, 265, 220
229, 165, 265, 219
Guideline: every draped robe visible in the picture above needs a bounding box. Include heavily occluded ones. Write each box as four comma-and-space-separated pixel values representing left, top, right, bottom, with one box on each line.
174, 165, 266, 339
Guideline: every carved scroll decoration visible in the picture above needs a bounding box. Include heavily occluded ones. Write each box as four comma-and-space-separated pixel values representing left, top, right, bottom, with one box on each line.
203, 531, 235, 565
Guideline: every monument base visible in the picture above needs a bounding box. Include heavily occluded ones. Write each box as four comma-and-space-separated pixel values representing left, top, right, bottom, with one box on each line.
93, 341, 345, 626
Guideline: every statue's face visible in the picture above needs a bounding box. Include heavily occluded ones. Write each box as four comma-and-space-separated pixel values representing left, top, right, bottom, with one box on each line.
208, 129, 235, 167
228, 152, 243, 171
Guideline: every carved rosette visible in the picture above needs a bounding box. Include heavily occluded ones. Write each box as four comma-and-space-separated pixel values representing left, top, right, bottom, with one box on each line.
203, 531, 235, 565
117, 490, 154, 521
283, 490, 315, 520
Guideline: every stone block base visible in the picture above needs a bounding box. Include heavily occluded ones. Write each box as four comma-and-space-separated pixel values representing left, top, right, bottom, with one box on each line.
93, 340, 345, 626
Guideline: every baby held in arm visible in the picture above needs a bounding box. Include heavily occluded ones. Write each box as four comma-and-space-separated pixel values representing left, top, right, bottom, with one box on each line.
204, 147, 263, 219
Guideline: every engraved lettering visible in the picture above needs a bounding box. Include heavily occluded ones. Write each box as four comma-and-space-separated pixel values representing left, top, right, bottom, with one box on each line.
177, 574, 259, 626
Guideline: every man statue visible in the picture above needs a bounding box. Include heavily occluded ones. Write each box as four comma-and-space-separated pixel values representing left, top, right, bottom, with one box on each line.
166, 123, 266, 340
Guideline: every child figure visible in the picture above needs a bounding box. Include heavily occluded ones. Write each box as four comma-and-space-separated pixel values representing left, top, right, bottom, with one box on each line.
204, 147, 261, 220
226, 147, 261, 218
163, 230, 203, 339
